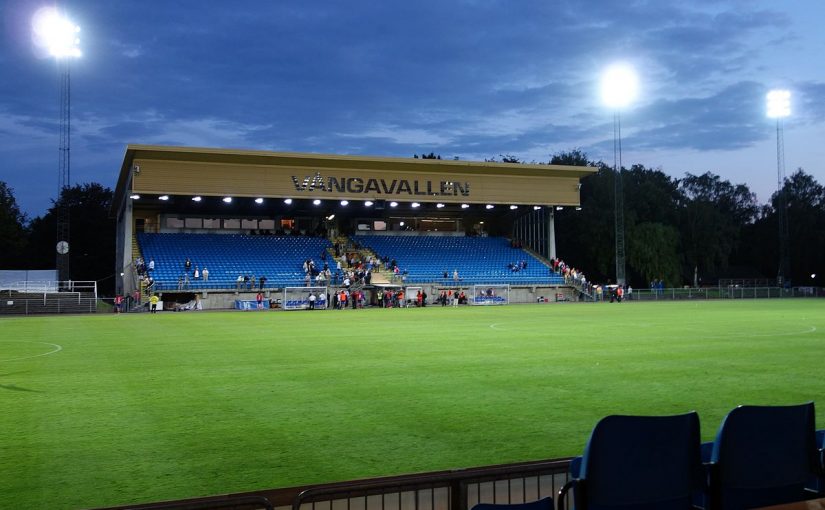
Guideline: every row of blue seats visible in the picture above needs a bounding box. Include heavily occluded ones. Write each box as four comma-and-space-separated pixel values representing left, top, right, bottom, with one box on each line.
353, 235, 554, 284
137, 233, 331, 289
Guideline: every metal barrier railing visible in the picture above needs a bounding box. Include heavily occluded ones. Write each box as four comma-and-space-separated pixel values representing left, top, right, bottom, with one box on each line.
292, 459, 572, 510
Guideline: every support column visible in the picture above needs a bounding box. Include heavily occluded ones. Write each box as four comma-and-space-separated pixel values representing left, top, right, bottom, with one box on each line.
548, 208, 556, 260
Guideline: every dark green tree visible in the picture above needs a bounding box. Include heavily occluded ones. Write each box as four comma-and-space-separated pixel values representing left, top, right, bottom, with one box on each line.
679, 172, 758, 284
776, 169, 825, 285
0, 181, 28, 268
26, 183, 116, 294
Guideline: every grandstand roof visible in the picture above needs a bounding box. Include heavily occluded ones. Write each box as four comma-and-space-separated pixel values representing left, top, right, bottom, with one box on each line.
114, 144, 597, 212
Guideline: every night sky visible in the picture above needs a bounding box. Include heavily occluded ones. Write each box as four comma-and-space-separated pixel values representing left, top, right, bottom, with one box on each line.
2, 0, 823, 217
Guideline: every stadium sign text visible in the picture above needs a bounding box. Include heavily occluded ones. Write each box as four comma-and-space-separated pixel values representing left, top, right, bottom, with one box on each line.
291, 172, 470, 197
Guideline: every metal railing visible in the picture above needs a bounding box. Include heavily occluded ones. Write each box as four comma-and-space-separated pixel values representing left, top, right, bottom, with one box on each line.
0, 281, 99, 315
292, 459, 572, 510
630, 286, 823, 301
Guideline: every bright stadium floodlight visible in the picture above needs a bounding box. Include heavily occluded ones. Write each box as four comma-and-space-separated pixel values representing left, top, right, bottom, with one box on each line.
255, 197, 264, 204
284, 198, 293, 204
509, 205, 518, 210
411, 202, 420, 208
33, 7, 82, 59
601, 63, 639, 108
436, 203, 445, 208
533, 205, 541, 210
222, 197, 232, 203
158, 195, 169, 201
766, 90, 791, 119
313, 199, 321, 205
340, 200, 349, 206
192, 196, 202, 202
461, 204, 470, 209
486, 204, 494, 209
364, 200, 374, 207
390, 201, 398, 207
400, 221, 405, 227
129, 194, 140, 200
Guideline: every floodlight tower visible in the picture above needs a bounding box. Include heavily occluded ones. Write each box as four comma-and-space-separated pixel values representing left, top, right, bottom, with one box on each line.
767, 89, 791, 287
34, 8, 81, 284
601, 64, 639, 286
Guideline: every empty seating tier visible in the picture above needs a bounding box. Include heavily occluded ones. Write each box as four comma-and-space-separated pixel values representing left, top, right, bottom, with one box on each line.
136, 233, 331, 290
352, 235, 563, 285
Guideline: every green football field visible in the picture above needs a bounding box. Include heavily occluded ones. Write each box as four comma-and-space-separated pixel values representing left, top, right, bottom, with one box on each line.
1, 299, 824, 509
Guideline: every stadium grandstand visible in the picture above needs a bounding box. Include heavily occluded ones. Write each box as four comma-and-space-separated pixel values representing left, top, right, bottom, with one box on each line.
113, 145, 595, 310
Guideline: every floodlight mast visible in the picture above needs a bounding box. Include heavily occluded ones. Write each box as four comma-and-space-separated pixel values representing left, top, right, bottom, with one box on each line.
601, 64, 639, 286
35, 8, 81, 285
767, 90, 791, 286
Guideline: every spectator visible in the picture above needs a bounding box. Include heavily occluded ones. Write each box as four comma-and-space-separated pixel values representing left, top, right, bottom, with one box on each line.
185, 257, 192, 273
259, 275, 267, 290
202, 267, 209, 282
148, 258, 155, 272
194, 266, 200, 280
236, 275, 244, 291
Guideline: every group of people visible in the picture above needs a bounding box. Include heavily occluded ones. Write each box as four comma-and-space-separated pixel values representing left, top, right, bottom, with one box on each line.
179, 257, 209, 290
507, 260, 528, 273
236, 274, 267, 291
437, 289, 466, 306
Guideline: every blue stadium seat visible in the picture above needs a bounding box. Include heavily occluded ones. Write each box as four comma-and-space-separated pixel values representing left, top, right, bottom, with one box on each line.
352, 235, 563, 286
703, 403, 821, 510
136, 233, 331, 290
557, 412, 703, 510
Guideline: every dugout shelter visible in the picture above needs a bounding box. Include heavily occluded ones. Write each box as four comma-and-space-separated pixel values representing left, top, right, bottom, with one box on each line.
113, 145, 596, 302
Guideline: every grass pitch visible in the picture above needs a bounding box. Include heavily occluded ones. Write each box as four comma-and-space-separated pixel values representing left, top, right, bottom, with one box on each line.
1, 299, 824, 509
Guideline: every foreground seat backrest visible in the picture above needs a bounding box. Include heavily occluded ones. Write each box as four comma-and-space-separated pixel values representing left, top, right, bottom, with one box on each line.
472, 496, 553, 510
558, 412, 703, 510
708, 402, 818, 510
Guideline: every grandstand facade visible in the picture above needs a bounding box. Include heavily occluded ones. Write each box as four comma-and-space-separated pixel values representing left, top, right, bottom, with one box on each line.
113, 145, 596, 308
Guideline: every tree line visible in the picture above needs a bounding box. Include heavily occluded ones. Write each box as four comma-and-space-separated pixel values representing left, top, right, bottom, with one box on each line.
550, 150, 824, 288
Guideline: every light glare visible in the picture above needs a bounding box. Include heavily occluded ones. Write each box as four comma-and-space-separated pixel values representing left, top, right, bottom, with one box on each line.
255, 197, 264, 204
313, 199, 321, 205
364, 201, 374, 207
340, 200, 349, 206
129, 194, 140, 200
192, 196, 202, 202
284, 198, 293, 204
411, 202, 420, 208
601, 63, 639, 108
32, 8, 82, 58
390, 201, 398, 207
436, 203, 445, 208
222, 197, 232, 203
766, 90, 791, 119
158, 195, 169, 201
461, 204, 470, 209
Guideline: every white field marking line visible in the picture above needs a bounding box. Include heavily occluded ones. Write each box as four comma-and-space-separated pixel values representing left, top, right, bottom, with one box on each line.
0, 341, 63, 363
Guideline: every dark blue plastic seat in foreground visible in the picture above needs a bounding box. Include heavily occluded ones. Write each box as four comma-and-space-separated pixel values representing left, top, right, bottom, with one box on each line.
557, 412, 703, 510
703, 402, 821, 510
472, 497, 553, 510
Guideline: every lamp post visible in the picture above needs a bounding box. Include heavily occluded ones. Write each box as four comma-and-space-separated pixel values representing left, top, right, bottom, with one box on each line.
33, 8, 81, 285
766, 89, 790, 287
601, 64, 638, 286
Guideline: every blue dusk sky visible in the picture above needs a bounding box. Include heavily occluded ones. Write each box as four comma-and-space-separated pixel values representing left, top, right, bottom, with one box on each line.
1, 0, 824, 217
